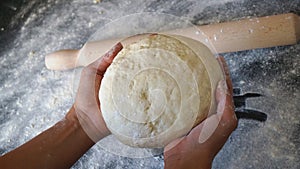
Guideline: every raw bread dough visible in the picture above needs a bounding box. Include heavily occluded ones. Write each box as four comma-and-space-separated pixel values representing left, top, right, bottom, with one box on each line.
100, 34, 222, 148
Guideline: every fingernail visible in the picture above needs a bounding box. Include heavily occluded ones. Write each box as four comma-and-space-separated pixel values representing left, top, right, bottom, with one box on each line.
216, 80, 228, 116
217, 80, 228, 95
105, 49, 113, 58
106, 43, 123, 58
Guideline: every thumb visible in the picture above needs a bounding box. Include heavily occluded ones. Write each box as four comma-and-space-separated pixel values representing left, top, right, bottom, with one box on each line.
88, 42, 123, 76
87, 42, 123, 95
195, 80, 237, 155
197, 80, 229, 144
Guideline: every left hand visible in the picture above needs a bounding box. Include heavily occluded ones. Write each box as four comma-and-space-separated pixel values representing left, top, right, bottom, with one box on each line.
73, 43, 123, 142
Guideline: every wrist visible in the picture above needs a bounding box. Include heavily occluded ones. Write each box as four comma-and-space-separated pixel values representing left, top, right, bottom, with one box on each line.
72, 105, 111, 142
65, 107, 95, 145
65, 106, 80, 125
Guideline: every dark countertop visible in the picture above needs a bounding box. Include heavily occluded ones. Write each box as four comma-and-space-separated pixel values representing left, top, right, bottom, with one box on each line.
0, 0, 299, 168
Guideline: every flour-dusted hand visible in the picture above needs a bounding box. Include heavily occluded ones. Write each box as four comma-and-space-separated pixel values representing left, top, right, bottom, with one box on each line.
164, 56, 238, 169
74, 43, 123, 142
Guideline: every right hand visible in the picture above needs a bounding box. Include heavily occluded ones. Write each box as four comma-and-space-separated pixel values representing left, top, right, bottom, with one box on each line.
164, 56, 237, 169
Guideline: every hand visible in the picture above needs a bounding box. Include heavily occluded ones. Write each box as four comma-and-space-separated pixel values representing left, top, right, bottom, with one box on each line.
73, 43, 123, 142
164, 56, 238, 169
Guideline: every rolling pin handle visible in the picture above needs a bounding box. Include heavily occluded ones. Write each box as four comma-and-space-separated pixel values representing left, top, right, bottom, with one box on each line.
45, 49, 79, 70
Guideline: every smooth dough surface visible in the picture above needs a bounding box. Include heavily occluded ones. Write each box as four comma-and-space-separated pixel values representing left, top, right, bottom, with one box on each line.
100, 34, 216, 148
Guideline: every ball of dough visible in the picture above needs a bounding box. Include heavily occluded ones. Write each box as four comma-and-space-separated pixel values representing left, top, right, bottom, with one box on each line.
99, 34, 223, 148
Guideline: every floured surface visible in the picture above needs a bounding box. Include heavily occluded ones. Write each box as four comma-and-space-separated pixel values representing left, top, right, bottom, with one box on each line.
0, 0, 299, 168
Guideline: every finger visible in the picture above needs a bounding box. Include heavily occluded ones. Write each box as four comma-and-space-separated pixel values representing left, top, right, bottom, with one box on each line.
216, 81, 236, 125
164, 136, 185, 153
215, 79, 229, 104
198, 80, 237, 154
206, 95, 237, 156
76, 43, 122, 109
197, 80, 232, 143
212, 79, 237, 136
88, 43, 123, 96
185, 80, 237, 156
89, 42, 123, 76
217, 56, 233, 95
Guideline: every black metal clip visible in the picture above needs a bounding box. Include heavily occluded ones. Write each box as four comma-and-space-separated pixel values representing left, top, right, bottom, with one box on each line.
233, 88, 267, 122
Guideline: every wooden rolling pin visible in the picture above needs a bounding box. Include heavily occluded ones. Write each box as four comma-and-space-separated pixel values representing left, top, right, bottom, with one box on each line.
45, 13, 300, 70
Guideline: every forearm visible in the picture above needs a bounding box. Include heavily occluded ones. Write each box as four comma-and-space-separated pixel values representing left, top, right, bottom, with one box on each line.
0, 106, 95, 169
